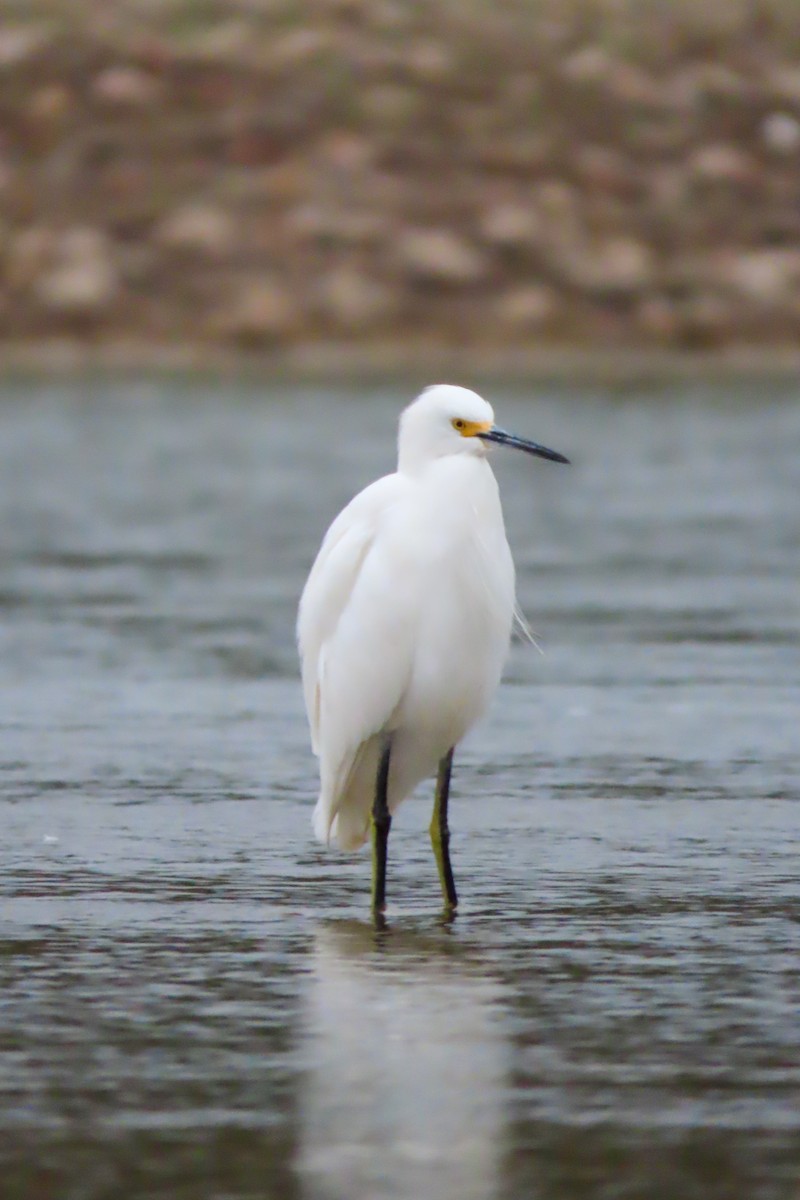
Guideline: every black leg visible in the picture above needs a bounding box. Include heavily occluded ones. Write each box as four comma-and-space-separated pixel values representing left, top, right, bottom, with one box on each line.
371, 739, 392, 914
430, 747, 458, 911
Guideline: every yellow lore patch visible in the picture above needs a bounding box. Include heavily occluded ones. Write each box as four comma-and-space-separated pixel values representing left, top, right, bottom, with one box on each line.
452, 418, 492, 437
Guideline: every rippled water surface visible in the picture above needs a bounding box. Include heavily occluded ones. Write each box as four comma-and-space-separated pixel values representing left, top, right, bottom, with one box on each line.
1, 379, 799, 1200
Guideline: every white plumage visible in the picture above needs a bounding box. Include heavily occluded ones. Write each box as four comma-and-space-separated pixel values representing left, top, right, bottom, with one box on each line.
297, 384, 568, 904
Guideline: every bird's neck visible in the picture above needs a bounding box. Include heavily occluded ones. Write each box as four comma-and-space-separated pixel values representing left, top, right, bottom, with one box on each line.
398, 447, 489, 480
404, 456, 500, 520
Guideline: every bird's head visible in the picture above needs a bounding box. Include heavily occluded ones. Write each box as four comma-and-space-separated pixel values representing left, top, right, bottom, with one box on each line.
398, 384, 569, 474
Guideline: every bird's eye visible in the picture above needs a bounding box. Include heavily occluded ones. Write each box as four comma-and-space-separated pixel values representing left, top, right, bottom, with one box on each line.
452, 418, 466, 431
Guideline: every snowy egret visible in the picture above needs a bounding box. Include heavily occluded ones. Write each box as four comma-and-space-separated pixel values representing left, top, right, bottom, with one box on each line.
297, 384, 569, 913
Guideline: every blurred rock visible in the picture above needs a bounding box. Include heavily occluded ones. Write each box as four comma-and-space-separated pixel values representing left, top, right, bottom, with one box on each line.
672, 63, 745, 107
648, 164, 690, 211
27, 84, 74, 127
479, 203, 541, 249
316, 0, 364, 19
287, 203, 387, 245
189, 19, 252, 61
688, 144, 757, 186
495, 285, 556, 329
559, 236, 655, 297
370, 1, 411, 32
397, 229, 489, 286
476, 134, 549, 174
34, 229, 119, 315
116, 243, 157, 285
5, 228, 55, 290
718, 250, 800, 305
560, 45, 613, 85
408, 40, 453, 81
769, 66, 800, 105
92, 66, 162, 108
607, 62, 661, 107
270, 29, 330, 70
156, 205, 235, 256
361, 85, 421, 126
637, 295, 679, 342
247, 160, 309, 204
0, 149, 11, 196
0, 25, 49, 66
316, 266, 395, 330
678, 294, 732, 347
534, 180, 581, 227
761, 112, 800, 155
316, 131, 374, 173
218, 278, 298, 343
574, 146, 637, 197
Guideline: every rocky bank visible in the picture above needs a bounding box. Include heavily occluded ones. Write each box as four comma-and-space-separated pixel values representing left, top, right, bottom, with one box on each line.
2, 1, 800, 371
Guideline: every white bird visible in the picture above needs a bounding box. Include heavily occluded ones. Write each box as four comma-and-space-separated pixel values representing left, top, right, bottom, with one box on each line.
297, 384, 569, 914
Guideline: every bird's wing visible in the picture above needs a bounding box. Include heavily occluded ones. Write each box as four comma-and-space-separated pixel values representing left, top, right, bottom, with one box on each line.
297, 473, 413, 761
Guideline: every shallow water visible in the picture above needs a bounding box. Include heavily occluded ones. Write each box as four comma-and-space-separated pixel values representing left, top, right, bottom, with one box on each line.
1, 379, 799, 1200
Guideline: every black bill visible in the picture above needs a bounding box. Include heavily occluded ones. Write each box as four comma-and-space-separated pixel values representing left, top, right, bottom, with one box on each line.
477, 426, 570, 464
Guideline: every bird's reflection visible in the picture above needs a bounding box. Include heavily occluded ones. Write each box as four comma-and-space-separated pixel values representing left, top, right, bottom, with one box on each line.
295, 922, 509, 1200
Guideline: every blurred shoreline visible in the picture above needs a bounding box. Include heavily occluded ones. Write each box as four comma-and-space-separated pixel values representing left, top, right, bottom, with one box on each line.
2, 339, 800, 386
3, 2, 800, 373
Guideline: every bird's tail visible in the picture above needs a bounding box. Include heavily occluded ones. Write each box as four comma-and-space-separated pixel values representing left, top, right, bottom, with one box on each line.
312, 736, 382, 851
312, 795, 370, 851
